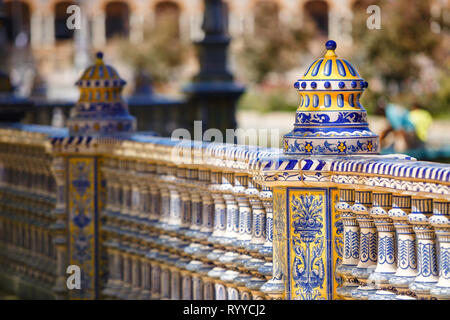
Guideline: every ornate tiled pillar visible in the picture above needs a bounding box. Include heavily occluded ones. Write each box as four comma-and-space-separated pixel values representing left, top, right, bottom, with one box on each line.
430, 200, 450, 300
388, 195, 417, 297
253, 40, 379, 300
336, 188, 359, 299
351, 191, 377, 299
369, 192, 397, 292
408, 197, 438, 299
51, 52, 139, 299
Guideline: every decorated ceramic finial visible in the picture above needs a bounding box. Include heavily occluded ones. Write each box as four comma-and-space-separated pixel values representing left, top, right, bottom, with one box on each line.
284, 40, 379, 155
67, 52, 136, 136
325, 40, 337, 50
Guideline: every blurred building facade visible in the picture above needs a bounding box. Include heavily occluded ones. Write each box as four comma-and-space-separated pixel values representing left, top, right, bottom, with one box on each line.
3, 0, 447, 100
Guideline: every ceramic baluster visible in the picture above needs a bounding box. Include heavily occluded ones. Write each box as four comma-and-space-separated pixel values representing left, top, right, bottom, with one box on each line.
351, 190, 377, 299
177, 167, 192, 231
388, 195, 417, 298
146, 162, 159, 222
235, 273, 253, 300
408, 197, 438, 299
429, 200, 450, 300
247, 277, 266, 300
234, 173, 252, 248
166, 165, 182, 229
199, 169, 214, 237
369, 192, 397, 295
156, 163, 170, 226
149, 249, 161, 300
209, 267, 228, 300
209, 170, 226, 242
117, 244, 132, 299
159, 253, 172, 300
222, 171, 239, 245
202, 268, 216, 300
186, 261, 205, 300
247, 179, 266, 252
50, 157, 68, 299
181, 263, 193, 300
128, 242, 142, 299
138, 251, 151, 300
259, 186, 273, 259
335, 188, 359, 299
187, 168, 203, 237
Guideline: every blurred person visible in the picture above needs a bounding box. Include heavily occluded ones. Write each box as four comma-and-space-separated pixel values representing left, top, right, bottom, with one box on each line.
408, 101, 433, 144
377, 98, 415, 152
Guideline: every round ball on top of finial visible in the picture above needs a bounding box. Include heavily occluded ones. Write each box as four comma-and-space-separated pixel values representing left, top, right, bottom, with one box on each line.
325, 40, 337, 50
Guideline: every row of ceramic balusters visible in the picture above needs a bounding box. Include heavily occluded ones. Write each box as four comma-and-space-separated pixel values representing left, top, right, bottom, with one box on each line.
0, 142, 58, 294
100, 152, 281, 300
336, 188, 450, 300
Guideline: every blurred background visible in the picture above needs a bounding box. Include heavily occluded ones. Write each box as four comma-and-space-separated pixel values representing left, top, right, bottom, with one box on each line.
0, 0, 449, 159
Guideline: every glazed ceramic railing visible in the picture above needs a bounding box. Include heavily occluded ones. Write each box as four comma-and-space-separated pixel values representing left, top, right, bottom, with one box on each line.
0, 124, 449, 300
0, 125, 65, 299
99, 137, 281, 300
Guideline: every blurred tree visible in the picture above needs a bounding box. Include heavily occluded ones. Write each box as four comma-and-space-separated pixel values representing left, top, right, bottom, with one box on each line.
236, 1, 315, 84
351, 0, 446, 96
119, 18, 190, 85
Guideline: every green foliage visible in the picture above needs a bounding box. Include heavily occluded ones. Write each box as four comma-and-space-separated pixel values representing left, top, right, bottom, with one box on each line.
238, 87, 298, 113
235, 4, 315, 84
351, 0, 448, 116
118, 20, 191, 85
423, 67, 450, 118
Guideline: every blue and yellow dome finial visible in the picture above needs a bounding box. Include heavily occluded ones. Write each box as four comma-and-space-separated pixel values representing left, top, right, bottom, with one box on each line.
284, 40, 379, 155
67, 51, 136, 136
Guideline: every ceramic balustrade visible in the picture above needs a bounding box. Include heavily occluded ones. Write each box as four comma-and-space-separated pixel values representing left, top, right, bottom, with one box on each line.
0, 126, 450, 301
0, 126, 60, 299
